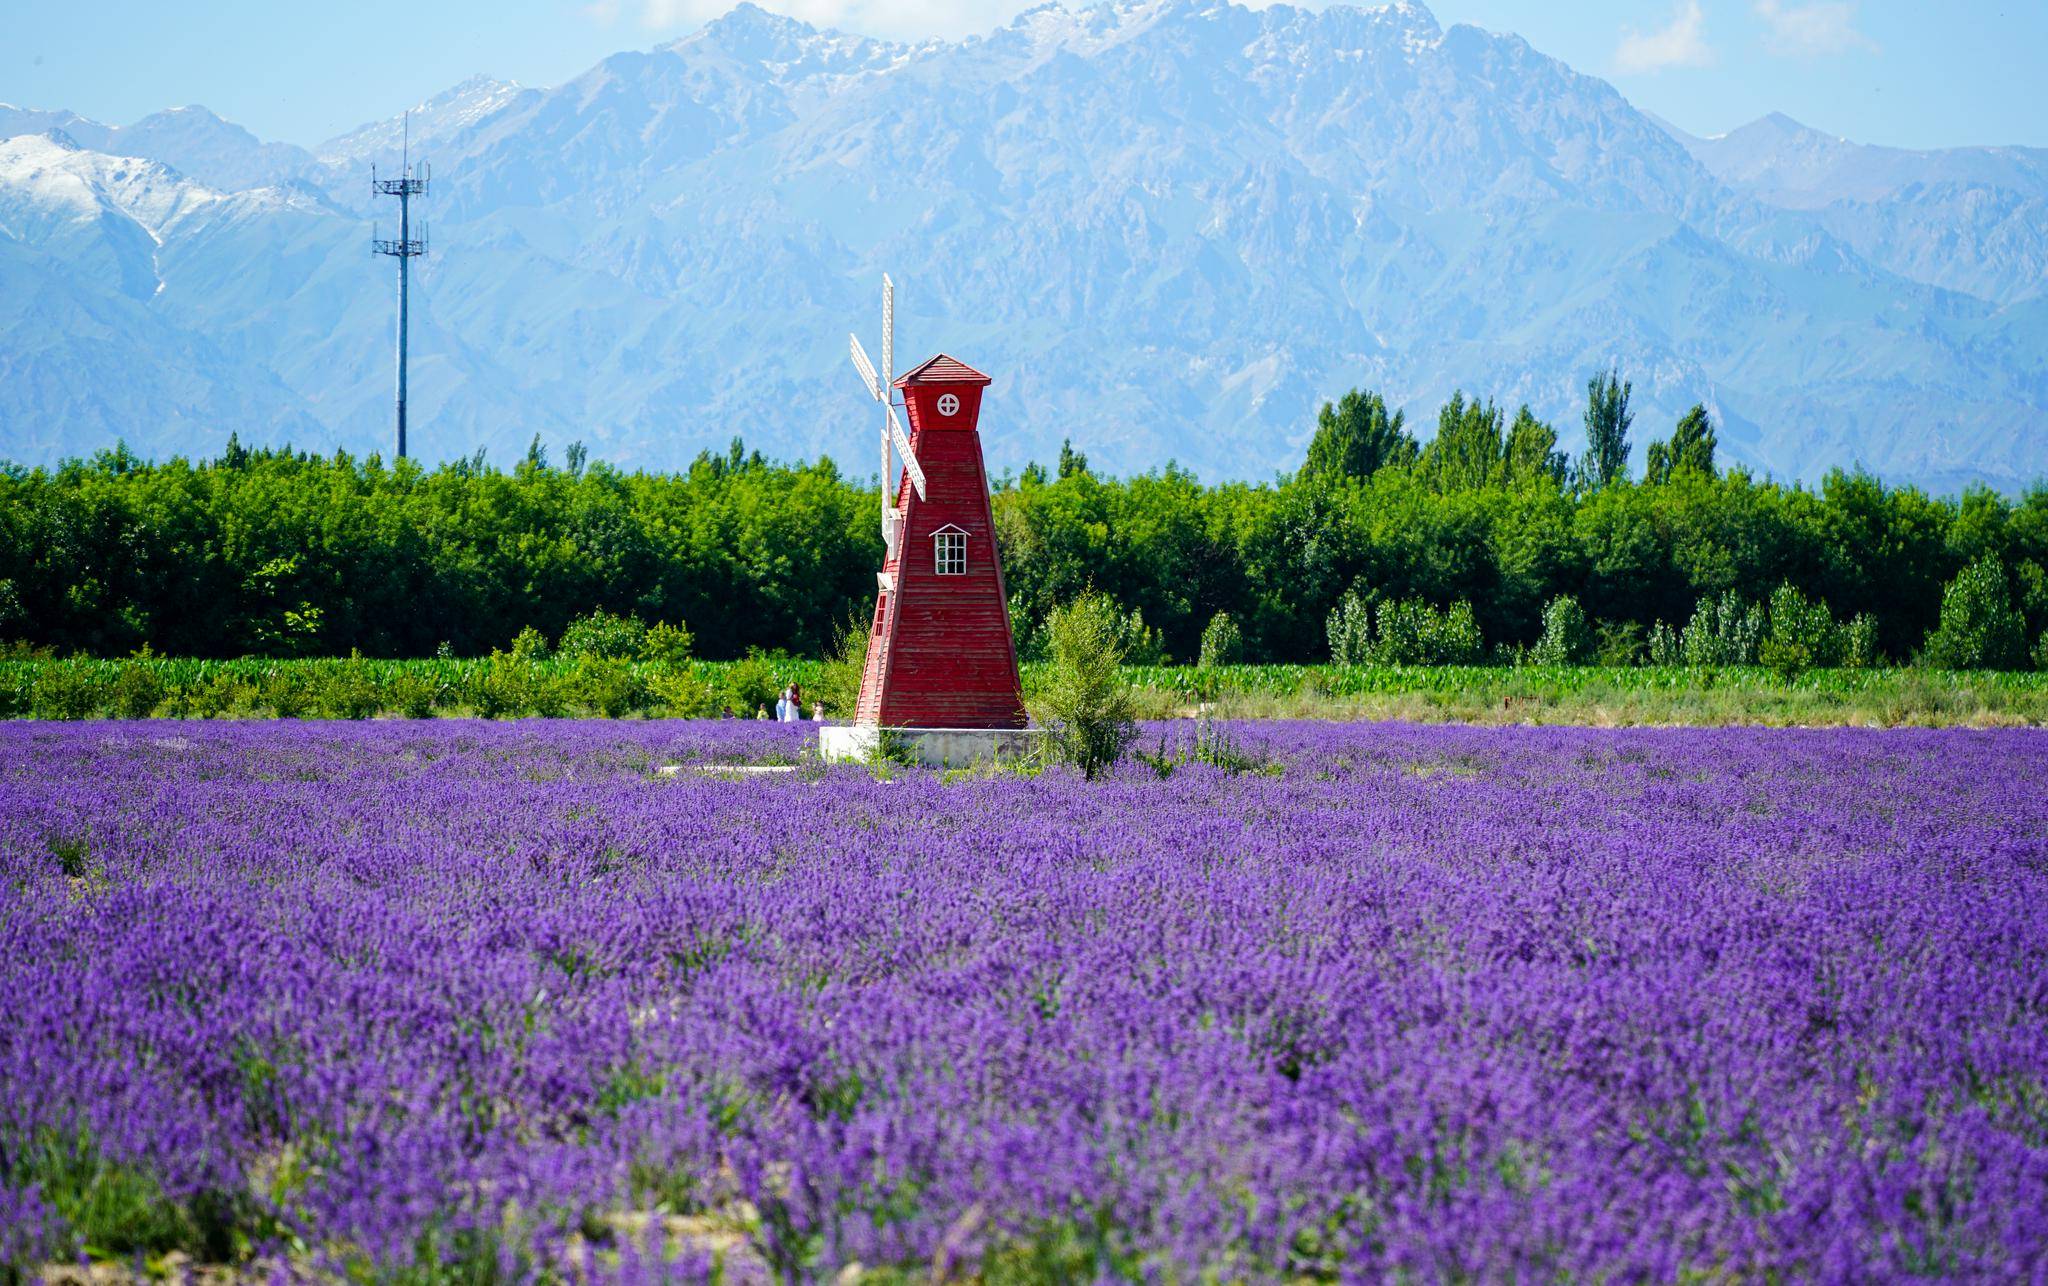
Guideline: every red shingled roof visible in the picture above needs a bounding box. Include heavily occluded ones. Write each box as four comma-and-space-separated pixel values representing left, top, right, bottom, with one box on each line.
894, 353, 991, 387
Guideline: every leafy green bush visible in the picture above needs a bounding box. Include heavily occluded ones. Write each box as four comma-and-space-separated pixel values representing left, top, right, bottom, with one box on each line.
190, 673, 252, 718
1759, 584, 1842, 676
1841, 614, 1881, 668
2034, 630, 2048, 672
719, 650, 784, 717
1198, 612, 1243, 668
111, 664, 166, 719
530, 670, 569, 717
319, 653, 381, 719
640, 620, 694, 666
256, 668, 313, 718
34, 666, 102, 719
508, 626, 551, 663
1923, 556, 2028, 670
474, 652, 533, 718
1326, 592, 1373, 666
815, 614, 870, 718
1647, 621, 1682, 666
1373, 599, 1483, 665
572, 657, 647, 718
1531, 595, 1590, 666
557, 609, 646, 662
1040, 593, 1138, 780
1681, 592, 1764, 666
1435, 602, 1485, 665
648, 666, 720, 717
388, 670, 437, 719
1372, 600, 1428, 664
0, 668, 30, 716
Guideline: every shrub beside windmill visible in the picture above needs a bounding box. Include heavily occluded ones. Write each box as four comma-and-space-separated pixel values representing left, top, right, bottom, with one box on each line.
820, 276, 1037, 766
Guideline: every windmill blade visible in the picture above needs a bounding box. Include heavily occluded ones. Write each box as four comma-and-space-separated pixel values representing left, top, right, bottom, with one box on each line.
881, 274, 894, 386
887, 404, 927, 501
849, 335, 882, 402
881, 504, 900, 558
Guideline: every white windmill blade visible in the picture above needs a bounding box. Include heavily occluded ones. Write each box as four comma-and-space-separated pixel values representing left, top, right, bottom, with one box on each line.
849, 334, 882, 402
887, 404, 927, 501
880, 274, 894, 385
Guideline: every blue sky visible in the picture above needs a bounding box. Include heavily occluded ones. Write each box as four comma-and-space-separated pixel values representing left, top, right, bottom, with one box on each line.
3, 0, 2041, 151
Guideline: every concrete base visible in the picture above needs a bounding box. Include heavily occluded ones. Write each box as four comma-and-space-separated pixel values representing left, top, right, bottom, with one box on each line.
818, 724, 1047, 768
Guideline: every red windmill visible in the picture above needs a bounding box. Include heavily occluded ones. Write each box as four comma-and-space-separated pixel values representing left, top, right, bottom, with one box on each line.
841, 276, 1027, 734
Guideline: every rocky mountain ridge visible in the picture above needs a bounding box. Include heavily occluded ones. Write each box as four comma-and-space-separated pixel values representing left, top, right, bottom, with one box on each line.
1, 0, 2042, 489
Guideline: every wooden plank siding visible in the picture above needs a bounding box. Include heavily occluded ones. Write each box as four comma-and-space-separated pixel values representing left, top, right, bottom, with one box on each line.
853, 359, 1027, 730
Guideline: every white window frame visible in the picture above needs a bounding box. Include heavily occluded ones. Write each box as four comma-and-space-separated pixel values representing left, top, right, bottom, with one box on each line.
933, 525, 968, 576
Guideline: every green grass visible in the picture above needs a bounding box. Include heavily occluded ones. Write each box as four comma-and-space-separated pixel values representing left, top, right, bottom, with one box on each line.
1113, 663, 2048, 726
1, 656, 2044, 726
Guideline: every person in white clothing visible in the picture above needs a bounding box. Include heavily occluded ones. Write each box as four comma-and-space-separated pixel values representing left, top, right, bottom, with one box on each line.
777, 684, 807, 722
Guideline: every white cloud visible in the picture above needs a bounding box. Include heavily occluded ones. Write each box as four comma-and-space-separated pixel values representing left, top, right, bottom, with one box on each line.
1614, 0, 1714, 74
1753, 0, 1878, 57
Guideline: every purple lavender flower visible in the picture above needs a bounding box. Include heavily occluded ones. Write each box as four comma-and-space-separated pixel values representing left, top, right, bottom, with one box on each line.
2, 720, 2045, 1278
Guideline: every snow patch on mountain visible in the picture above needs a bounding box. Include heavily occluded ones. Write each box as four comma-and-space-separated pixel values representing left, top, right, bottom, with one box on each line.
0, 132, 224, 236
0, 105, 315, 192
316, 76, 530, 165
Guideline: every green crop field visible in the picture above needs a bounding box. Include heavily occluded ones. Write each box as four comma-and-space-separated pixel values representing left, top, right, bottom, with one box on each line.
3, 655, 2044, 726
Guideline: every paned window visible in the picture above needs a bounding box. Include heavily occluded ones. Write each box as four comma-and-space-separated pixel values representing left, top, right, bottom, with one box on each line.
934, 528, 967, 575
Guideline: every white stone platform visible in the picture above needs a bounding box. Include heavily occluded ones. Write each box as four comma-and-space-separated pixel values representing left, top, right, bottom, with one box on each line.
818, 724, 1047, 768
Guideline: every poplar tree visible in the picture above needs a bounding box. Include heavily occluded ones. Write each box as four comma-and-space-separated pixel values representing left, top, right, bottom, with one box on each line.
1646, 404, 1717, 484
1578, 369, 1633, 488
1302, 388, 1415, 482
1502, 406, 1569, 485
1419, 392, 1505, 492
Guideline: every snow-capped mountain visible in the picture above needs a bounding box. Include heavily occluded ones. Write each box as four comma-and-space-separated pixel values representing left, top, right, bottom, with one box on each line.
0, 102, 318, 192
1, 0, 2044, 490
0, 131, 328, 462
314, 76, 533, 167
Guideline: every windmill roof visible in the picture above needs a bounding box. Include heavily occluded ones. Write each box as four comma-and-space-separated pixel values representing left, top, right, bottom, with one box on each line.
894, 353, 990, 387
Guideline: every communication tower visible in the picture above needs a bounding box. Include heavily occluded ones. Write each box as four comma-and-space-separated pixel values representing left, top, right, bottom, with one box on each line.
371, 114, 429, 460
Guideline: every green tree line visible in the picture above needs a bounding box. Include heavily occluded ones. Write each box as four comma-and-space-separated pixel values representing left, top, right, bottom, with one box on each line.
3, 376, 2046, 667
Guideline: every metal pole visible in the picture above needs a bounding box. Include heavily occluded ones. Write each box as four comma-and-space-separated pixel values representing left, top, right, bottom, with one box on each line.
395, 187, 409, 461
372, 112, 425, 464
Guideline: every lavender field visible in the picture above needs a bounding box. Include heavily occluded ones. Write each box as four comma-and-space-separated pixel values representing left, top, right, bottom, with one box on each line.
4, 721, 2047, 1280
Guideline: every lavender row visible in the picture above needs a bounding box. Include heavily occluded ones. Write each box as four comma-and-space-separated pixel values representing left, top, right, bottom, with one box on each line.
3, 720, 2045, 1279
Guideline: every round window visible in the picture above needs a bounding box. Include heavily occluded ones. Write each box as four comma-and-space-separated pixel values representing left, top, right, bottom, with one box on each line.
936, 393, 960, 417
